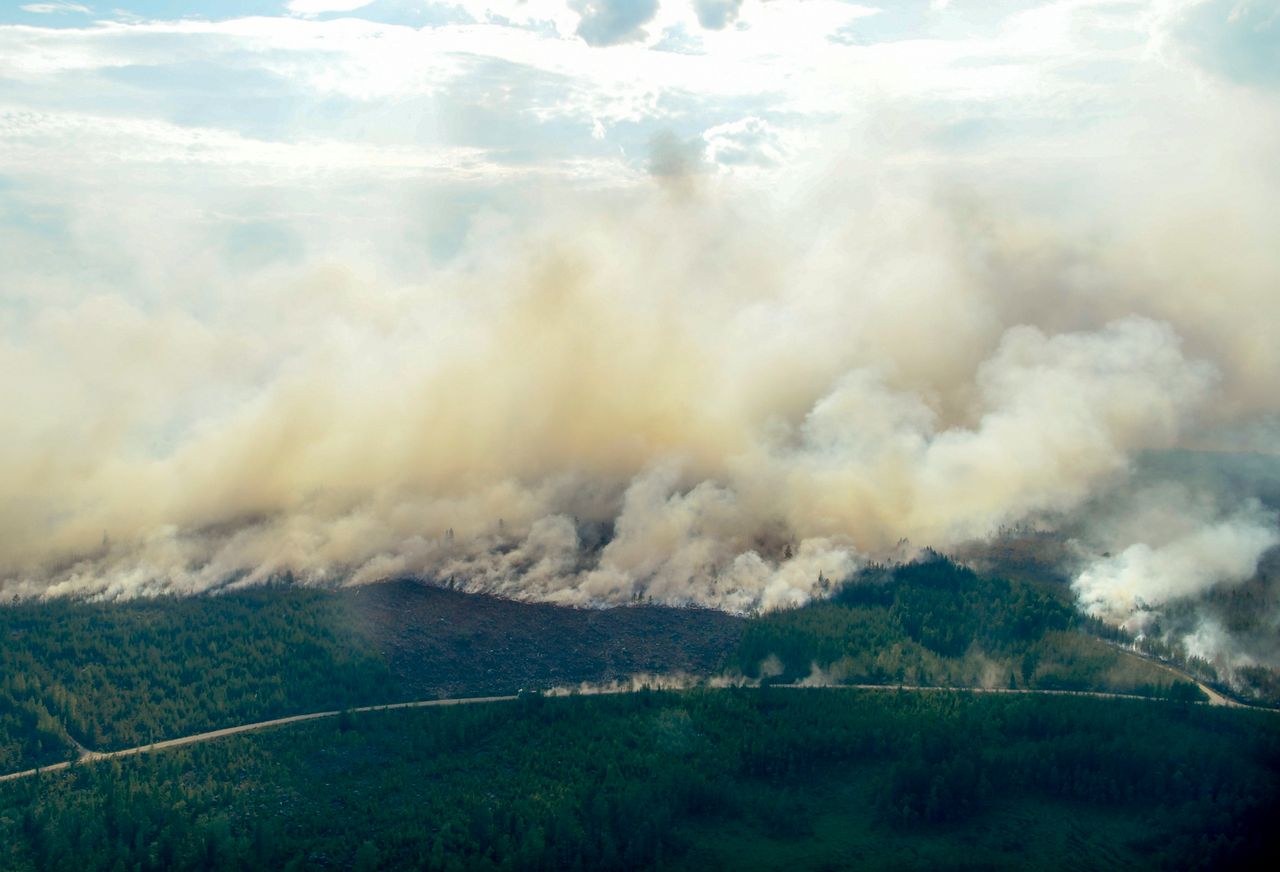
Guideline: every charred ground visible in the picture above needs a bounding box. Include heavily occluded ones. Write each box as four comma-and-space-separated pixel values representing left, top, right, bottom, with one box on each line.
338, 579, 744, 698
0, 579, 743, 772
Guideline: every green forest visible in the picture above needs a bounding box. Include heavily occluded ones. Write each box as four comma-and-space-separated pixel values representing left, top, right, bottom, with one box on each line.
734, 557, 1205, 700
0, 558, 1224, 775
1, 688, 1277, 870
0, 586, 400, 772
2, 560, 1277, 869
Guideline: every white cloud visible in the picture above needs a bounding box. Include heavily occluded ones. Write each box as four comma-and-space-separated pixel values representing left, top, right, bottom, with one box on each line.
286, 0, 376, 15
19, 2, 90, 13
0, 106, 625, 184
703, 117, 788, 169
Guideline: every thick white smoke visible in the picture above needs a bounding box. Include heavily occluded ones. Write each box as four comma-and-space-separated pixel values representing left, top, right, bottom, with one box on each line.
1073, 504, 1280, 632
2, 65, 1279, 629
0, 225, 1228, 612
1067, 480, 1280, 672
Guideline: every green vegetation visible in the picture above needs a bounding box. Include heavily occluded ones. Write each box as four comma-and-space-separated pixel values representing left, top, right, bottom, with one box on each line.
0, 559, 1212, 775
1, 689, 1276, 870
1, 562, 1274, 869
0, 586, 398, 771
0, 581, 742, 773
958, 521, 1280, 707
734, 556, 1204, 700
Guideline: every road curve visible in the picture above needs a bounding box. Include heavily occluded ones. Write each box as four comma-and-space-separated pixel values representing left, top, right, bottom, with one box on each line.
1097, 639, 1241, 707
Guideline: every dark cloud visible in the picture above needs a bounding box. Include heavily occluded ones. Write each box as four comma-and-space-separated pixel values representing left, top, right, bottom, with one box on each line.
693, 0, 742, 31
646, 129, 707, 178
569, 0, 660, 47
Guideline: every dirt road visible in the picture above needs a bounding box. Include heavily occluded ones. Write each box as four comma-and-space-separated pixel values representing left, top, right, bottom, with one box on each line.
0, 695, 515, 784
1, 676, 1264, 784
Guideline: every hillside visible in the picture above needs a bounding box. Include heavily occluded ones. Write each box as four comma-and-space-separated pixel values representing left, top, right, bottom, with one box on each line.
2, 557, 1256, 779
343, 580, 743, 698
957, 528, 1280, 705
0, 581, 742, 773
5, 564, 1278, 869
733, 556, 1203, 700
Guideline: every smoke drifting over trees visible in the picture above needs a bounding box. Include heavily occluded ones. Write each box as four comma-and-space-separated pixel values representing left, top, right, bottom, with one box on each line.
2, 3, 1279, 683
5, 169, 1278, 664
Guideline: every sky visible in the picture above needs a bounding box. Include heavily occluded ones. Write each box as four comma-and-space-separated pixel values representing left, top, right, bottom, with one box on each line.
1, 0, 1272, 271
0, 2, 1272, 264
1, 0, 1279, 669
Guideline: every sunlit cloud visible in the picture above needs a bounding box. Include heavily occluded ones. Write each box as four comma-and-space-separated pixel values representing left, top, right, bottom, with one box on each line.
287, 0, 376, 14
19, 2, 91, 13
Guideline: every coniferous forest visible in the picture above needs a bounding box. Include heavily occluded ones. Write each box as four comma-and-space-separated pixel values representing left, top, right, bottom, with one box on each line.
0, 582, 740, 772
735, 557, 1208, 700
2, 688, 1277, 871
2, 559, 1277, 869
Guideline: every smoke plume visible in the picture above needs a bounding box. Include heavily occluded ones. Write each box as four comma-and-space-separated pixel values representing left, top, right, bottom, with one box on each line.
3, 172, 1277, 612
2, 59, 1279, 681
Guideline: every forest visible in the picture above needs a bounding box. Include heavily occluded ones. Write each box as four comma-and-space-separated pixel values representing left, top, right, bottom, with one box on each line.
1, 688, 1277, 870
734, 556, 1206, 700
0, 557, 1221, 776
2, 559, 1276, 869
0, 586, 399, 772
0, 581, 740, 773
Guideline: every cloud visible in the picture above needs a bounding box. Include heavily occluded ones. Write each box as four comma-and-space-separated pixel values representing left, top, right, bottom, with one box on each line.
0, 108, 566, 181
18, 2, 90, 13
652, 22, 704, 54
702, 117, 786, 168
647, 128, 706, 178
287, 0, 377, 15
569, 0, 659, 47
1175, 0, 1280, 88
693, 0, 742, 31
